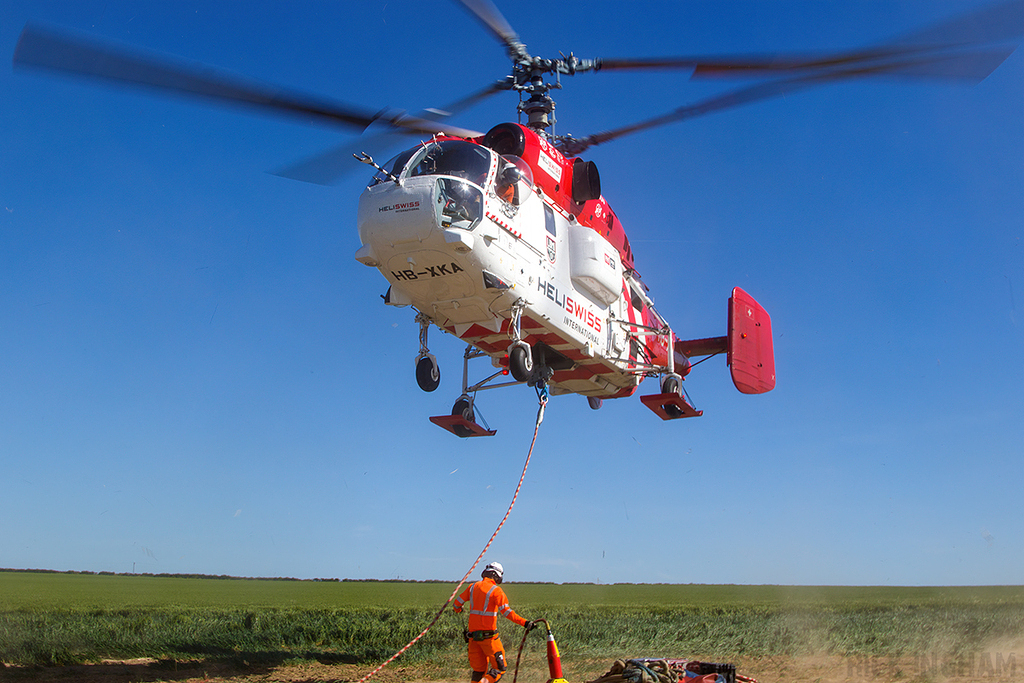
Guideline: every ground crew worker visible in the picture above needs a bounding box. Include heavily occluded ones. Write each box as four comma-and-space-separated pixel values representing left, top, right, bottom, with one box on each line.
453, 562, 534, 683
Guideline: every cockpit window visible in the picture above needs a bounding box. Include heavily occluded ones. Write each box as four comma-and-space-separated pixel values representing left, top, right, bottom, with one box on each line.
368, 148, 417, 187
409, 140, 492, 187
496, 155, 534, 206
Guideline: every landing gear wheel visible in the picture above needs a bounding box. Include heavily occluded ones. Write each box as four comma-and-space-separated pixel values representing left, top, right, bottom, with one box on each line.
452, 398, 475, 438
509, 344, 533, 382
587, 396, 603, 410
415, 355, 440, 392
661, 375, 684, 419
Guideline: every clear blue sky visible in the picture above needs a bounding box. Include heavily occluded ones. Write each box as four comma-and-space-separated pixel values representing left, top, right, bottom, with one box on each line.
2, 1, 1021, 586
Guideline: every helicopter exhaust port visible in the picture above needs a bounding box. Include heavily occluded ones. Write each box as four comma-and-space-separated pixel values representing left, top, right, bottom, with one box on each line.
571, 158, 601, 204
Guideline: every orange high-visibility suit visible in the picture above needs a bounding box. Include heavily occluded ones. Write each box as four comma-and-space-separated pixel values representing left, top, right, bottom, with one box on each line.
453, 577, 528, 683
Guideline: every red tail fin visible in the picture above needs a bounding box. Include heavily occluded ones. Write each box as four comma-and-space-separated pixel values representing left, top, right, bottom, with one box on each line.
673, 287, 775, 395
728, 287, 775, 394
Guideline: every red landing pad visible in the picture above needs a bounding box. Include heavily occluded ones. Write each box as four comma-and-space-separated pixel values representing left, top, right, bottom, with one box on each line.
640, 392, 703, 420
428, 414, 497, 437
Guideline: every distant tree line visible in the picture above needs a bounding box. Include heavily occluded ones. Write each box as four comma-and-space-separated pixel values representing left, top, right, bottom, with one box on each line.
0, 568, 549, 583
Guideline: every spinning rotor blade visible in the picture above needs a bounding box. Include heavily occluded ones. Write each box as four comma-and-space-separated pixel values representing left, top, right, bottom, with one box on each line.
597, 0, 1023, 79
891, 0, 1024, 50
427, 79, 511, 117
13, 24, 480, 139
692, 0, 1024, 78
453, 0, 529, 62
596, 46, 932, 76
274, 82, 504, 185
561, 1, 1023, 156
560, 46, 1018, 156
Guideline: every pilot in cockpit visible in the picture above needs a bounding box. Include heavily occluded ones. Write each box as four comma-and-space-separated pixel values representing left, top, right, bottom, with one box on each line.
495, 156, 533, 206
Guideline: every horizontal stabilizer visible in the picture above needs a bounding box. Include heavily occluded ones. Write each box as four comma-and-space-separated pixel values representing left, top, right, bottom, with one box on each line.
675, 335, 727, 358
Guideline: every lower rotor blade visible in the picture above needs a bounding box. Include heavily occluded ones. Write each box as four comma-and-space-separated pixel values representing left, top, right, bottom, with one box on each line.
272, 135, 407, 186
273, 82, 503, 185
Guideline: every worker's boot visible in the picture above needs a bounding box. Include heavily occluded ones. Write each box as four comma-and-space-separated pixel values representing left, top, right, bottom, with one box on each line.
481, 653, 507, 683
481, 669, 503, 683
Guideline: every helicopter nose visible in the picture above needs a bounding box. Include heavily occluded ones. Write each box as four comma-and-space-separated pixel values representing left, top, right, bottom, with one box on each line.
357, 177, 438, 247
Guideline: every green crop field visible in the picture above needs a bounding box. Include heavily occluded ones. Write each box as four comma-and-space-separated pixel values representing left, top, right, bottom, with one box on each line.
1, 571, 1022, 673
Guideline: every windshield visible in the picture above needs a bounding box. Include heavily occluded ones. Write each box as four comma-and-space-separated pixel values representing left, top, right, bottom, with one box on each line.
368, 148, 417, 187
408, 140, 492, 187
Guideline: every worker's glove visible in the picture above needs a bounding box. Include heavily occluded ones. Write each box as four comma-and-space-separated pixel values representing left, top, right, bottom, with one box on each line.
524, 620, 537, 632
453, 606, 462, 614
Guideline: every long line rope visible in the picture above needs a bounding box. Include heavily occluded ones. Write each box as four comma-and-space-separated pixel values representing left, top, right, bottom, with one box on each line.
356, 393, 549, 683
511, 616, 548, 683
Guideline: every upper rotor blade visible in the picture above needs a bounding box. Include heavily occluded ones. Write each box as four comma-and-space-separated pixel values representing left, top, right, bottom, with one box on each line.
453, 0, 528, 61
596, 46, 940, 77
596, 0, 1023, 79
13, 24, 480, 139
896, 0, 1024, 48
561, 46, 1017, 156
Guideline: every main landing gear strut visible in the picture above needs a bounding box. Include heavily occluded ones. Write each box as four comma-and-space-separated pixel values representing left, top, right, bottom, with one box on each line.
506, 301, 533, 382
427, 341, 553, 437
418, 302, 557, 437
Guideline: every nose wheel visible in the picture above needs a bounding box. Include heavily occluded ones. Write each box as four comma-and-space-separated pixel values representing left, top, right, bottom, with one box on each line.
414, 312, 442, 392
416, 354, 440, 392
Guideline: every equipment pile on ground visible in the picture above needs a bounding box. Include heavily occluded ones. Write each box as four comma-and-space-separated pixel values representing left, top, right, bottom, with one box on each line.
585, 658, 756, 683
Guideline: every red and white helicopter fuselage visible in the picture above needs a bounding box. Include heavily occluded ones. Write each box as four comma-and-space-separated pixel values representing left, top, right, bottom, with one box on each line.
355, 123, 775, 435
14, 0, 1017, 438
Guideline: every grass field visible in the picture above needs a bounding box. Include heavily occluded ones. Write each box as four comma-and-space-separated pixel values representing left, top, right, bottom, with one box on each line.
1, 572, 1022, 671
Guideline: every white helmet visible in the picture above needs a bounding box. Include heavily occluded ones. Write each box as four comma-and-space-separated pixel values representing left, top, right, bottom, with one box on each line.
483, 562, 504, 581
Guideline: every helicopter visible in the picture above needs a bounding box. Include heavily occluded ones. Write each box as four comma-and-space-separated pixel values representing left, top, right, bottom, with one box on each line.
12, 1, 1022, 437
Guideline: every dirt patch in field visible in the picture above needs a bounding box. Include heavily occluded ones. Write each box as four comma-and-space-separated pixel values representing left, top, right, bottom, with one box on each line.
0, 659, 415, 683
3, 653, 1022, 683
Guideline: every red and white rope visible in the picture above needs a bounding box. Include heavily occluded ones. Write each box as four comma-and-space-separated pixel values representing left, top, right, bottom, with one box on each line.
356, 396, 548, 683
